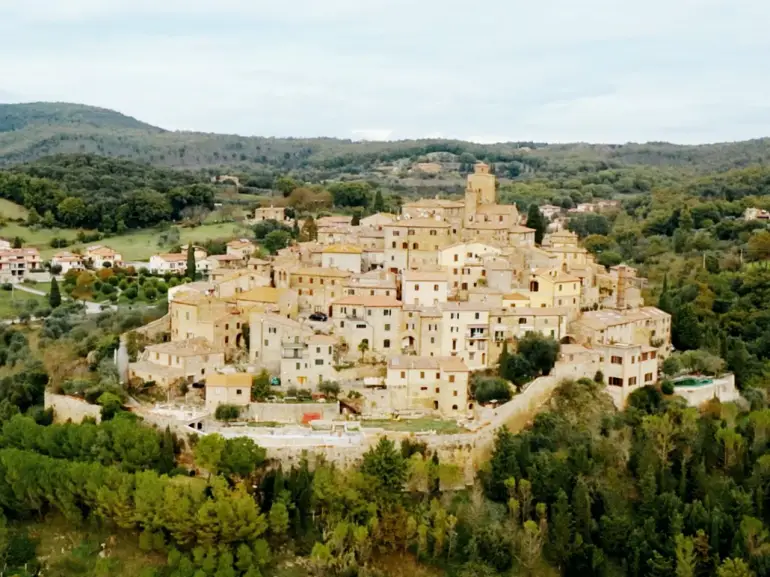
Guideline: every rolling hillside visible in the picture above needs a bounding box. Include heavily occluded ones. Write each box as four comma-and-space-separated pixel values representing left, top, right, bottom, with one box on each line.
1, 102, 769, 176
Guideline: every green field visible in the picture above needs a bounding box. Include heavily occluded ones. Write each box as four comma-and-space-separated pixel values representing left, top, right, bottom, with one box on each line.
0, 288, 48, 319
0, 221, 249, 260
0, 198, 29, 219
362, 418, 465, 434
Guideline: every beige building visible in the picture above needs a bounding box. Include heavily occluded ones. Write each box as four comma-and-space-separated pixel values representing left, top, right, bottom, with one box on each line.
528, 267, 582, 315
51, 251, 84, 275
321, 244, 363, 274
331, 295, 402, 361
226, 239, 256, 260
235, 286, 299, 319
401, 198, 465, 224
280, 334, 338, 387
344, 270, 398, 298
360, 213, 396, 229
0, 248, 42, 282
85, 245, 122, 269
402, 270, 449, 307
129, 337, 226, 387
205, 373, 252, 412
571, 306, 672, 357
386, 356, 471, 417
282, 267, 351, 314
597, 343, 660, 406
254, 206, 287, 222
170, 292, 248, 356
384, 218, 452, 273
437, 302, 491, 370
249, 312, 306, 370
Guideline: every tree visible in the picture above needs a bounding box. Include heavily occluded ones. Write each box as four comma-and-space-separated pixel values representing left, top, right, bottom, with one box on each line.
679, 207, 694, 231
351, 209, 361, 226
328, 181, 372, 208
262, 230, 291, 254
318, 381, 341, 399
526, 204, 546, 245
220, 437, 266, 480
717, 558, 754, 577
360, 438, 407, 497
275, 176, 299, 197
662, 355, 682, 377
300, 215, 318, 241
516, 332, 560, 376
372, 189, 385, 212
214, 404, 241, 422
97, 392, 123, 421
549, 490, 572, 569
48, 277, 61, 309
194, 433, 226, 478
185, 244, 196, 280
748, 230, 770, 262
357, 340, 369, 362
252, 370, 271, 401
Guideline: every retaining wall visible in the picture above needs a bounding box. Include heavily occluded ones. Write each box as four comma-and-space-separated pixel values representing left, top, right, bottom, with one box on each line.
45, 392, 102, 424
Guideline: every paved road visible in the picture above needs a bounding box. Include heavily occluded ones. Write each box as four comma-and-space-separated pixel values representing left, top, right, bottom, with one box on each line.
12, 284, 115, 314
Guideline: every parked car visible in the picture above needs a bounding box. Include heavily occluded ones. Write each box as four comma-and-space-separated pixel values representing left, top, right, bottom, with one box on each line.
309, 312, 328, 322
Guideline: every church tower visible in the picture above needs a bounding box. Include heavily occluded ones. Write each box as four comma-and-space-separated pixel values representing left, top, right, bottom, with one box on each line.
467, 162, 496, 205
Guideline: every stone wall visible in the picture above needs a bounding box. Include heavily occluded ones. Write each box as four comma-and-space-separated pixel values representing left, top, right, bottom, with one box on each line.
246, 402, 341, 423
45, 392, 102, 424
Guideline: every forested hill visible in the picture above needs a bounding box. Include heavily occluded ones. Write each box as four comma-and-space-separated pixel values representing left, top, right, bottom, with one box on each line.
1, 102, 770, 176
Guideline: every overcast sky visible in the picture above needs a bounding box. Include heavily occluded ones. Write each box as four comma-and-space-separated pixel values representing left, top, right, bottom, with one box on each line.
1, 0, 769, 144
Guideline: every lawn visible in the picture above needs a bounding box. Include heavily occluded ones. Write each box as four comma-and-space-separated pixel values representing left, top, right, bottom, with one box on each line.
362, 418, 465, 434
0, 288, 48, 319
0, 221, 250, 260
22, 514, 165, 577
0, 198, 29, 219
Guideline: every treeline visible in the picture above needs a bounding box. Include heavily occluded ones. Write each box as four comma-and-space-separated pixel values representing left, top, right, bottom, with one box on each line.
0, 154, 215, 231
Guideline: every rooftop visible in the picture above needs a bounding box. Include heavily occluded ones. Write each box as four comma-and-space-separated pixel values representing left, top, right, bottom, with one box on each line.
145, 337, 223, 356
385, 218, 451, 228
402, 270, 449, 282
322, 244, 363, 254
388, 355, 469, 372
206, 373, 252, 388
237, 286, 286, 304
332, 295, 402, 308
292, 266, 352, 278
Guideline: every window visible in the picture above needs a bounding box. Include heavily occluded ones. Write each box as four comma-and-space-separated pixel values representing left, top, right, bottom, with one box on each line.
475, 312, 480, 320
629, 377, 637, 386
264, 339, 269, 346
400, 371, 406, 378
414, 284, 420, 291
236, 389, 243, 395
310, 277, 314, 284
449, 375, 455, 383
518, 318, 527, 324
453, 390, 458, 397
420, 371, 425, 378
225, 323, 229, 330
225, 336, 229, 344
420, 386, 428, 391
315, 359, 324, 365
434, 284, 439, 291
430, 230, 437, 236
645, 372, 654, 382
430, 337, 435, 344
452, 404, 458, 410
340, 321, 345, 328
296, 362, 300, 369
608, 377, 623, 386
611, 356, 623, 365
384, 339, 391, 348
454, 254, 458, 262
436, 387, 440, 393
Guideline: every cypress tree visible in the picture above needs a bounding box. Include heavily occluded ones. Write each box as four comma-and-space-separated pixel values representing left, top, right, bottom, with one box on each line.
49, 277, 62, 309
372, 189, 385, 212
526, 204, 546, 245
185, 244, 196, 280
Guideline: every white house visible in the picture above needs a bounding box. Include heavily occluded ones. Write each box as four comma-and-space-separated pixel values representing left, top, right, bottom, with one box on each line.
85, 246, 123, 269
51, 251, 84, 275
401, 270, 449, 307
321, 245, 363, 274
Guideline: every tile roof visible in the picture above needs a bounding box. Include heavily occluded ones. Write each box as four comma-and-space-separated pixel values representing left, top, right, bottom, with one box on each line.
145, 337, 223, 356
332, 295, 402, 307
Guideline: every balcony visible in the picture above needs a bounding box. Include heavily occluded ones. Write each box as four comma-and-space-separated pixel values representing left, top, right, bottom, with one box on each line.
465, 326, 488, 339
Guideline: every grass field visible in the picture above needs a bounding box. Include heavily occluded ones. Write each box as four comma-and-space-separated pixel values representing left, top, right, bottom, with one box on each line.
0, 198, 29, 219
0, 288, 48, 319
362, 418, 465, 434
23, 515, 165, 577
0, 221, 250, 260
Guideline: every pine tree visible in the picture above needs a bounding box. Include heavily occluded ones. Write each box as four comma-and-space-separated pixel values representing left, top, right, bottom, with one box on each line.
526, 204, 546, 245
300, 216, 318, 241
49, 277, 62, 309
185, 244, 196, 280
372, 189, 385, 212
292, 219, 300, 238
679, 207, 694, 231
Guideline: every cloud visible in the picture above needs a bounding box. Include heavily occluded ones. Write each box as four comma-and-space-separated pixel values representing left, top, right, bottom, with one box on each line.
1, 0, 769, 143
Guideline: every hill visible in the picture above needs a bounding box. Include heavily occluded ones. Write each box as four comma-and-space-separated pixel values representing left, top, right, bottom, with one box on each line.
1, 102, 770, 179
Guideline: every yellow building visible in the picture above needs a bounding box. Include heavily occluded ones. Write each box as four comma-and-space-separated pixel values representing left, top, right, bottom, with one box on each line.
386, 356, 471, 417
129, 337, 226, 388
384, 218, 453, 273
528, 267, 582, 314
170, 292, 247, 356
234, 286, 299, 319
205, 373, 252, 412
321, 244, 363, 274
288, 267, 351, 314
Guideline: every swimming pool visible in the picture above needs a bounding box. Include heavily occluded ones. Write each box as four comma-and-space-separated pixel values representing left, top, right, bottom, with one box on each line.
674, 377, 715, 388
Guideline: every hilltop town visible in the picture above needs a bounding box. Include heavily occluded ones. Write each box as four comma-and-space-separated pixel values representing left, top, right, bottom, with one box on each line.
74, 162, 682, 426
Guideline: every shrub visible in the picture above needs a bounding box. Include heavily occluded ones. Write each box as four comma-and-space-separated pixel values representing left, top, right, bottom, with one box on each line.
661, 380, 675, 395
215, 404, 241, 422
473, 377, 513, 404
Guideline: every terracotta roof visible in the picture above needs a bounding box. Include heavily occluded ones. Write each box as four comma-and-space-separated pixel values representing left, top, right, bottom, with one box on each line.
509, 225, 536, 234
388, 355, 469, 372
292, 267, 352, 278
476, 204, 518, 214
385, 218, 451, 228
308, 334, 337, 344
332, 295, 402, 307
402, 270, 449, 282
211, 254, 245, 261
322, 244, 363, 254
206, 373, 252, 388
237, 287, 285, 303
403, 198, 465, 209
145, 337, 223, 356
503, 292, 530, 300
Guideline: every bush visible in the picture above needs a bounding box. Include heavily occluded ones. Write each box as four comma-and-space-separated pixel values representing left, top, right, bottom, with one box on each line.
1, 283, 12, 291
661, 380, 675, 395
215, 404, 241, 422
473, 377, 513, 404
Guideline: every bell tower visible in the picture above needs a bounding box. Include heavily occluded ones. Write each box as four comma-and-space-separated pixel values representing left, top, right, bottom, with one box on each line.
467, 162, 496, 205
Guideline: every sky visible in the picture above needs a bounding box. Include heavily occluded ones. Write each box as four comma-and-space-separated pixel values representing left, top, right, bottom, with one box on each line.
1, 0, 769, 144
